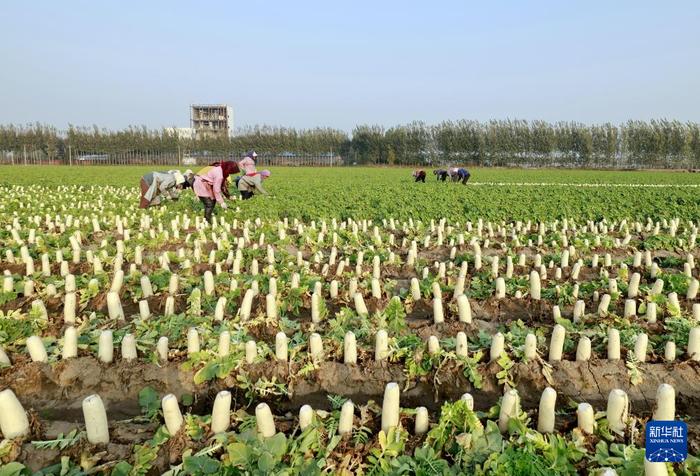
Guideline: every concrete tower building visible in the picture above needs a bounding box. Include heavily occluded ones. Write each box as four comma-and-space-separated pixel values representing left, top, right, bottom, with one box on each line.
190, 104, 234, 140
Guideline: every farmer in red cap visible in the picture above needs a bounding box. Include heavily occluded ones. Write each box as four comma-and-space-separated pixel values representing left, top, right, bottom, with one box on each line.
193, 161, 239, 222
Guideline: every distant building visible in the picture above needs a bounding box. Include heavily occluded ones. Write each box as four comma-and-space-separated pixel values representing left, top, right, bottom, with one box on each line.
164, 127, 196, 140
190, 104, 234, 140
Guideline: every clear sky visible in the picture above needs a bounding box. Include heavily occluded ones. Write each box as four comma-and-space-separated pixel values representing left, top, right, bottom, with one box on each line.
1, 1, 699, 132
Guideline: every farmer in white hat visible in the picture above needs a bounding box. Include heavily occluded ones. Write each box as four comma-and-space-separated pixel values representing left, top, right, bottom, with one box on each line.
139, 170, 188, 208
239, 150, 258, 175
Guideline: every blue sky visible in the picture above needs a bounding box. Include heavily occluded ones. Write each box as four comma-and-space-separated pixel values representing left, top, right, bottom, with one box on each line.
1, 1, 699, 132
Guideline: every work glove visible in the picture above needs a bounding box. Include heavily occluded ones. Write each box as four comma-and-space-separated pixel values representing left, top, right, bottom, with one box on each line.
220, 202, 228, 210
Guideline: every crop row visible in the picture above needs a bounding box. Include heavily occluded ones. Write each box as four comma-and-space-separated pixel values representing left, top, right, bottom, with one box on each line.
0, 379, 693, 475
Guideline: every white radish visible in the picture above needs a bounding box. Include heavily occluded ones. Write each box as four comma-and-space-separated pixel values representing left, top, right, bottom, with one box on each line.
299, 404, 314, 430
688, 327, 700, 360
381, 382, 400, 432
0, 346, 11, 366
576, 337, 591, 361
654, 383, 675, 421
218, 331, 230, 357
375, 330, 389, 361
577, 402, 594, 434
548, 324, 565, 361
338, 400, 354, 435
461, 393, 474, 410
98, 330, 113, 363
211, 391, 232, 433
490, 332, 505, 360
121, 334, 137, 361
157, 336, 169, 361
414, 407, 429, 434
606, 389, 629, 435
354, 292, 368, 317
82, 394, 109, 444
27, 335, 48, 363
530, 271, 541, 300
187, 327, 200, 354
644, 459, 669, 476
524, 333, 537, 360
63, 292, 76, 324
106, 291, 123, 320
498, 389, 520, 433
537, 387, 557, 434
607, 328, 620, 360
344, 331, 357, 364
139, 300, 150, 320
455, 332, 468, 358
664, 341, 676, 361
432, 297, 444, 324
62, 327, 78, 359
0, 389, 30, 439
633, 333, 648, 362
457, 295, 472, 323
266, 294, 277, 319
427, 335, 440, 355
275, 332, 288, 361
255, 404, 277, 437
245, 340, 258, 364
162, 394, 184, 436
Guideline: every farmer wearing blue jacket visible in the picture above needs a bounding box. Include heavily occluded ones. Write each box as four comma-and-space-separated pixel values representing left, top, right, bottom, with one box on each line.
449, 167, 471, 184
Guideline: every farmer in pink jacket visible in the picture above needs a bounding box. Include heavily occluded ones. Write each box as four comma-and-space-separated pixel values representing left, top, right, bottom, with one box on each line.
193, 161, 239, 223
239, 150, 258, 175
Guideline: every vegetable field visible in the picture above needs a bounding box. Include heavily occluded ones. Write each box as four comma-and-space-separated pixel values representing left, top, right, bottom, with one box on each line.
0, 166, 699, 475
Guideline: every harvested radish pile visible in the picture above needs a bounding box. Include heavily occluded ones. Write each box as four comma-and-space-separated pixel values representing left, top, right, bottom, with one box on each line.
0, 180, 699, 475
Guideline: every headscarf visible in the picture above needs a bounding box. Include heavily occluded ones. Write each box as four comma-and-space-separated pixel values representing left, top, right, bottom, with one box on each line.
260, 169, 271, 178
245, 150, 258, 160
206, 161, 240, 181
172, 172, 185, 185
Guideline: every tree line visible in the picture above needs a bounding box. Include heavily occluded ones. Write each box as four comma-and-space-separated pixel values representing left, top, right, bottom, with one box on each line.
1, 119, 699, 168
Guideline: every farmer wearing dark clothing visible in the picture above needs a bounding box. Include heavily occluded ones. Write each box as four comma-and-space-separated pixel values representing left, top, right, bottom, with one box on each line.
434, 169, 449, 182
456, 168, 471, 184
412, 170, 426, 183
449, 167, 471, 184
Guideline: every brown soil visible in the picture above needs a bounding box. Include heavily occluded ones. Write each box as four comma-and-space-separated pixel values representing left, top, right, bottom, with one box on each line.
4, 356, 699, 421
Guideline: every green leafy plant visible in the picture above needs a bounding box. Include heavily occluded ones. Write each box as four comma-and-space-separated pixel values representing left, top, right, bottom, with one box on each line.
138, 386, 160, 420
31, 430, 83, 450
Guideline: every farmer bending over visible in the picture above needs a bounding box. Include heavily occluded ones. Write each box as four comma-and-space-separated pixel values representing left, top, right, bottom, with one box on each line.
193, 161, 239, 222
412, 170, 426, 183
434, 169, 449, 182
238, 170, 271, 200
139, 170, 187, 208
455, 167, 471, 184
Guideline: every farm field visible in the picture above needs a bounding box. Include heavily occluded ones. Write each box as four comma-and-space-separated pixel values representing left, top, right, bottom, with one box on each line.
0, 166, 699, 474
3, 165, 700, 223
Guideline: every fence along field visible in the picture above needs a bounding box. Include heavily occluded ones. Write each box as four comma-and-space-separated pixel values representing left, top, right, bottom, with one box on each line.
0, 167, 699, 474
0, 149, 343, 167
